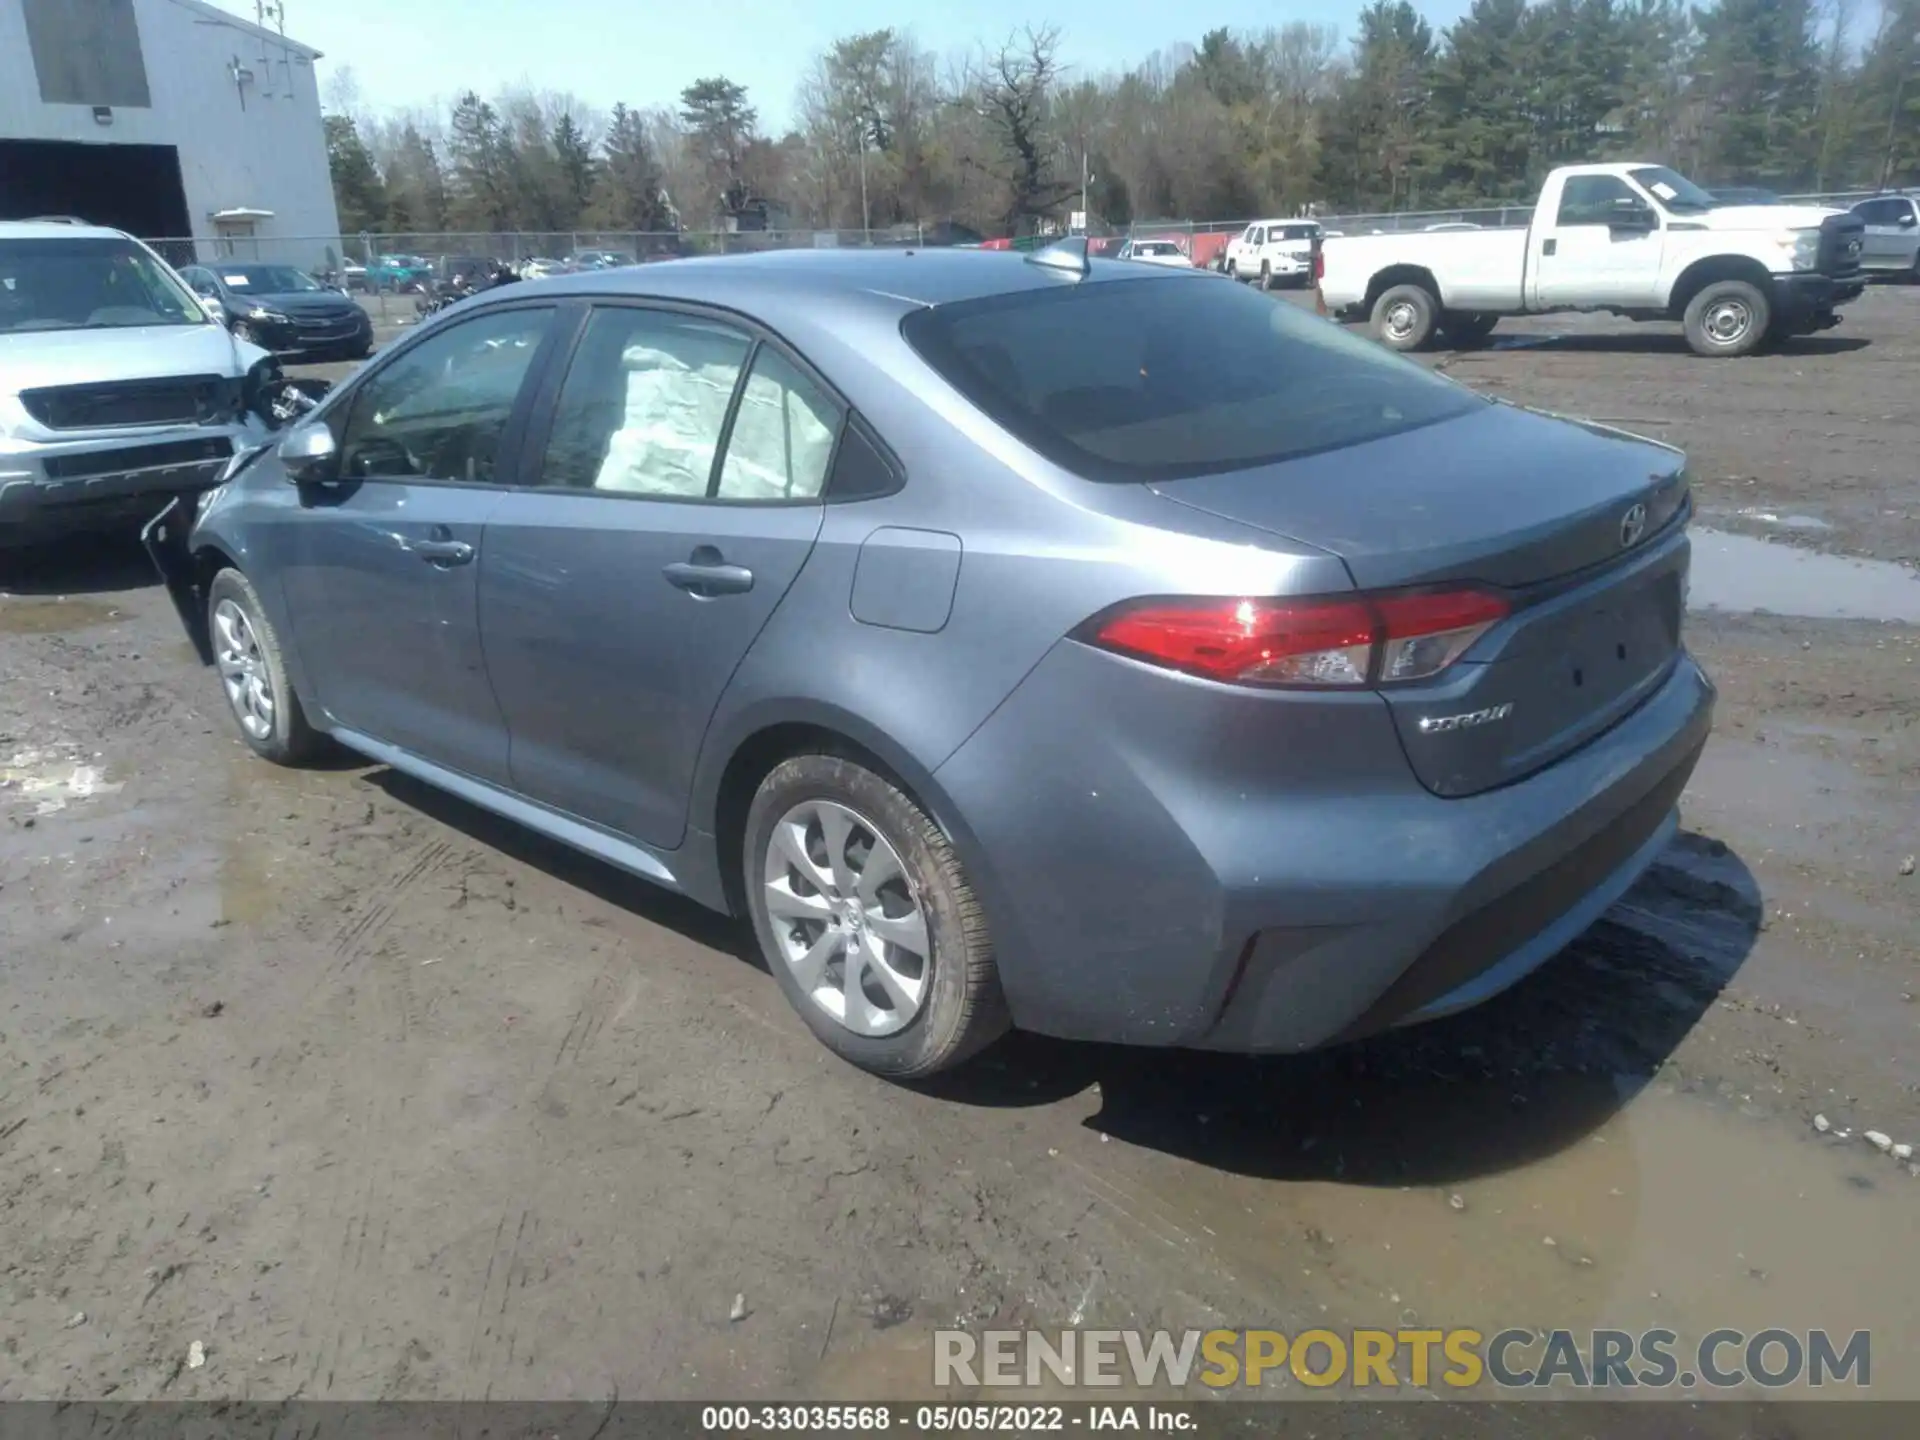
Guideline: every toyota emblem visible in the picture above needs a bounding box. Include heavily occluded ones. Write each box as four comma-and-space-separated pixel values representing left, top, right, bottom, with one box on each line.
1620, 502, 1648, 548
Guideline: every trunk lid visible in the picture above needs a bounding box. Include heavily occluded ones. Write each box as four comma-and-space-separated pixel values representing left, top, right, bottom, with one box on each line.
1148, 400, 1691, 797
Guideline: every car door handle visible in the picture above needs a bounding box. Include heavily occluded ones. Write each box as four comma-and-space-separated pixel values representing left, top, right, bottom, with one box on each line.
664, 560, 754, 597
1542, 238, 1557, 256
409, 538, 474, 565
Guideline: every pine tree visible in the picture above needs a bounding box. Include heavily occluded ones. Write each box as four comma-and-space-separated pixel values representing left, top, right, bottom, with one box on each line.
552, 113, 598, 229
588, 103, 671, 232
447, 91, 514, 231
323, 114, 386, 235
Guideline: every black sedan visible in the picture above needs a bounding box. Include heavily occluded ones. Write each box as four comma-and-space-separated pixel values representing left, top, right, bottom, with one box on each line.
179, 262, 374, 360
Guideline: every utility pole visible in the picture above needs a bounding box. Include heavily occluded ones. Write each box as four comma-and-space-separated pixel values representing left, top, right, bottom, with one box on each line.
859, 136, 871, 246
1880, 51, 1918, 193
1081, 146, 1089, 234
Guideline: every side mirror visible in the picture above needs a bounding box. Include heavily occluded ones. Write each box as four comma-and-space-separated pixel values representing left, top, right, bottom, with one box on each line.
1900, 212, 1917, 229
279, 422, 337, 483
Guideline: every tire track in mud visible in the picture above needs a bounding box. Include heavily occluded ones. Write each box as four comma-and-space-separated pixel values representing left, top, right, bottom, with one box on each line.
290, 829, 463, 1394
459, 951, 633, 1398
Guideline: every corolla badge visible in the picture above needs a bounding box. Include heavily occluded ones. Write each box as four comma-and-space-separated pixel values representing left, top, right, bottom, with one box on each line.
1619, 501, 1648, 548
1417, 701, 1514, 735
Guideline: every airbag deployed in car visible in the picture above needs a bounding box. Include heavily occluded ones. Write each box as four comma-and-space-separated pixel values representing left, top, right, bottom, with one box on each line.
594, 342, 738, 495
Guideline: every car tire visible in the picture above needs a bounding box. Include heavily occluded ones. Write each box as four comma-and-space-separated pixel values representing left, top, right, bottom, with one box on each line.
1371, 282, 1440, 351
744, 753, 1009, 1078
206, 568, 325, 766
1225, 260, 1238, 280
1259, 261, 1273, 291
1443, 311, 1499, 348
1682, 279, 1771, 358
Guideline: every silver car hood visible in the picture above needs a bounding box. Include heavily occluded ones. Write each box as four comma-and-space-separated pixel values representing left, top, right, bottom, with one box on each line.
0, 322, 263, 397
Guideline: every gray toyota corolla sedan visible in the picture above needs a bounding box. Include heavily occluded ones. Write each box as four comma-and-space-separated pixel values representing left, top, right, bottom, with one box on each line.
146, 244, 1713, 1078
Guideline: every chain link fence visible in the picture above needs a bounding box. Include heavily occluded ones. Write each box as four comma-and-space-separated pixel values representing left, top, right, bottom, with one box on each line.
147, 226, 939, 322
149, 186, 1903, 328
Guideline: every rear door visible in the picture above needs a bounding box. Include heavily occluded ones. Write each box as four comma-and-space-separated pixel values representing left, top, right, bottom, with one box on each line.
478, 302, 841, 848
1531, 173, 1665, 307
276, 303, 559, 783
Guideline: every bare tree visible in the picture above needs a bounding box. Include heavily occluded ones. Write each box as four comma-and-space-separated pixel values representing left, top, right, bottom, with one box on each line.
973, 27, 1080, 233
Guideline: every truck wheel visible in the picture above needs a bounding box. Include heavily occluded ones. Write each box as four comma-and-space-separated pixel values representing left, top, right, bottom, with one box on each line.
1259, 261, 1273, 291
1443, 312, 1499, 348
1371, 283, 1440, 351
1225, 260, 1238, 280
1682, 280, 1770, 358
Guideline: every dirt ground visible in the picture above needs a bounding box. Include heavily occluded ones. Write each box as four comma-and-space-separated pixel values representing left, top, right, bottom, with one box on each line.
1, 285, 1917, 1411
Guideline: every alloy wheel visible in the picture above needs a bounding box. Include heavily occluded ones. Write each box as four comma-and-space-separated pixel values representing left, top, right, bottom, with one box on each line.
761, 799, 930, 1037
213, 598, 276, 741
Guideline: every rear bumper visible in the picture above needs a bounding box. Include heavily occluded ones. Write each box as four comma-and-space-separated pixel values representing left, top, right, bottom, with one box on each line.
932, 642, 1715, 1052
0, 418, 266, 546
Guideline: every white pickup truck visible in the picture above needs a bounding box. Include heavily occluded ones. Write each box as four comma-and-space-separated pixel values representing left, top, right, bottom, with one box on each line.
1319, 162, 1867, 357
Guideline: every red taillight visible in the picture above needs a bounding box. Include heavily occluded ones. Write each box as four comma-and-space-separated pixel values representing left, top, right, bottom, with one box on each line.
1086, 588, 1508, 688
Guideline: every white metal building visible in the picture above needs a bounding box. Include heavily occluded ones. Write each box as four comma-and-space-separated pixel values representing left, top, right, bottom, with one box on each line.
0, 0, 341, 266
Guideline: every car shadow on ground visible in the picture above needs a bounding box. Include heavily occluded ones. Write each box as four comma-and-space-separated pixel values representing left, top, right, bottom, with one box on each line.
346, 747, 1763, 1189
0, 529, 160, 597
363, 766, 758, 963
1474, 333, 1869, 357
923, 831, 1763, 1188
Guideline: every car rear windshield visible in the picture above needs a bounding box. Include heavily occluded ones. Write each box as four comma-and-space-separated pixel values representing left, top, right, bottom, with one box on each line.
900, 272, 1481, 482
0, 236, 206, 333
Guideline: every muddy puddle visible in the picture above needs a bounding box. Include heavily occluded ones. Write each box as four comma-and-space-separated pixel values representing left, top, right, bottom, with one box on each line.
1688, 528, 1920, 624
0, 596, 124, 634
819, 1087, 1918, 1401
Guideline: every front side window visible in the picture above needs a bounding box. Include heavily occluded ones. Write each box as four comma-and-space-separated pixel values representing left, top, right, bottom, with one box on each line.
1556, 175, 1638, 226
338, 306, 552, 484
0, 236, 207, 333
902, 271, 1480, 483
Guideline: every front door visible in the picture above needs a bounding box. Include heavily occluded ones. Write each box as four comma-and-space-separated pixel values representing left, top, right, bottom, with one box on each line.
1532, 173, 1665, 308
1854, 197, 1918, 271
479, 303, 841, 848
278, 304, 559, 783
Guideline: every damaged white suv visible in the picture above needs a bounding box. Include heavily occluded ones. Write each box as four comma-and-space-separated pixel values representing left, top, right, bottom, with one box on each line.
0, 221, 298, 552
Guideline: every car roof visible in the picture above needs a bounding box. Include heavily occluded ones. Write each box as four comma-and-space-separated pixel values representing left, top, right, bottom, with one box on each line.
0, 221, 135, 242
517, 245, 1198, 315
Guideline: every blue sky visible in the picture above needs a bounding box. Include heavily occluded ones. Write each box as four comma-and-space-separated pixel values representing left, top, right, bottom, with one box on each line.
208, 0, 1478, 130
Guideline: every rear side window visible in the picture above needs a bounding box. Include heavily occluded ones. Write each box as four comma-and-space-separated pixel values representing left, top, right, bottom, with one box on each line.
715, 346, 843, 501
541, 307, 753, 494
900, 275, 1481, 483
1276, 225, 1318, 241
